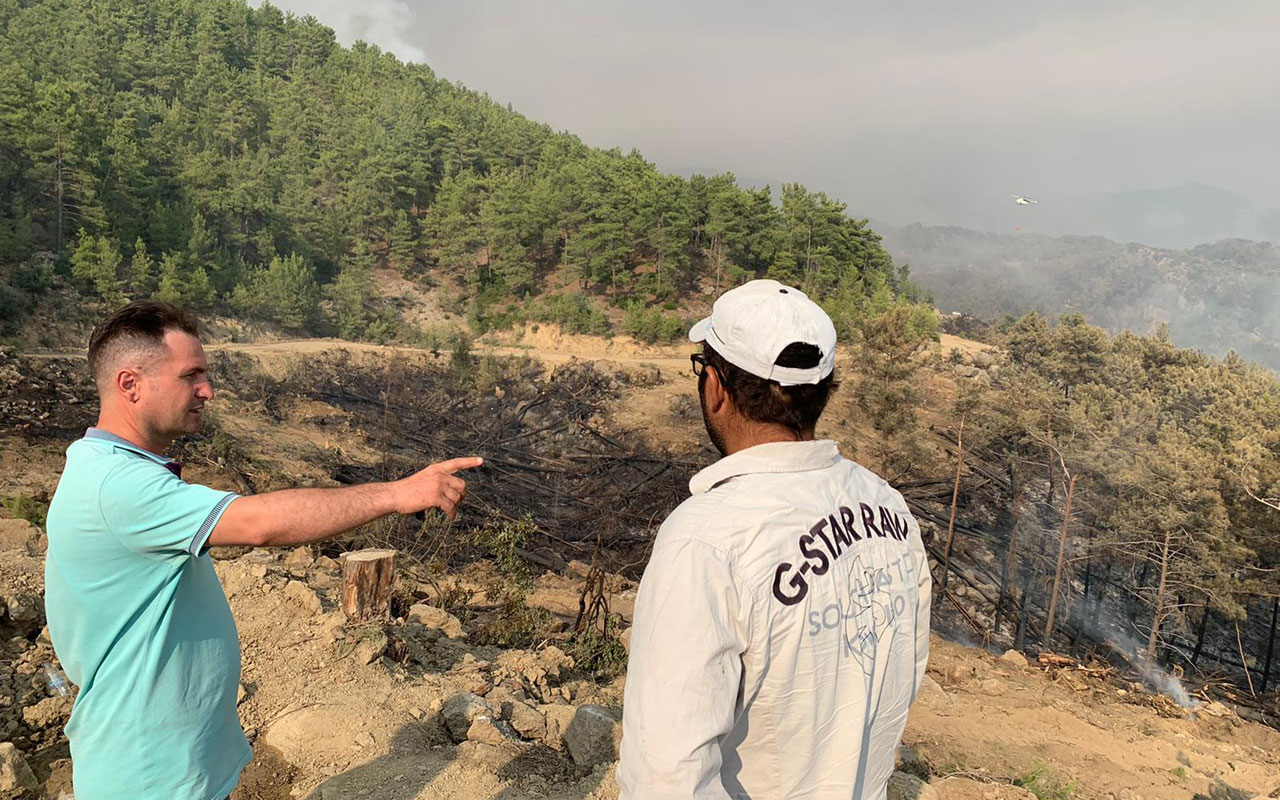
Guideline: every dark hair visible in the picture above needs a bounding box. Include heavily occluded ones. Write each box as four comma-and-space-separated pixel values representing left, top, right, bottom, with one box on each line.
88, 301, 200, 383
702, 342, 837, 435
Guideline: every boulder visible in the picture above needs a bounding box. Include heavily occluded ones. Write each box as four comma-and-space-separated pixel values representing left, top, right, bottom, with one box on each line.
998, 649, 1029, 668
978, 678, 1006, 697
284, 546, 314, 568
442, 692, 493, 743
283, 580, 323, 614
1, 593, 43, 636
619, 627, 632, 655
564, 704, 622, 767
0, 743, 37, 799
508, 701, 547, 741
953, 365, 981, 379
407, 603, 465, 639
888, 771, 939, 800
466, 715, 520, 747
353, 630, 388, 665
0, 519, 38, 552
21, 695, 72, 729
915, 675, 952, 708
540, 703, 577, 750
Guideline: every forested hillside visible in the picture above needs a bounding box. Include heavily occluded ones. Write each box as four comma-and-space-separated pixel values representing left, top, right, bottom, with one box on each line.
881, 223, 1280, 370
0, 0, 920, 342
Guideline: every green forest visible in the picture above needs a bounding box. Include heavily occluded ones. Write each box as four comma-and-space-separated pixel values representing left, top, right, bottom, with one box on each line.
2, 0, 1280, 682
0, 0, 920, 343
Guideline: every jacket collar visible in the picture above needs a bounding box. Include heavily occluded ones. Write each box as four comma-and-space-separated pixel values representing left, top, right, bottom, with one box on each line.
689, 439, 842, 495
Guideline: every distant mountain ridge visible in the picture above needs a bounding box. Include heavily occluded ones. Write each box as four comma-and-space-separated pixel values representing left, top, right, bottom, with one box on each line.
881, 223, 1280, 370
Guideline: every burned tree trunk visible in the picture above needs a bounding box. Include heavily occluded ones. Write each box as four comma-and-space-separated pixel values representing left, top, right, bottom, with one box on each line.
341, 548, 396, 622
1261, 597, 1279, 694
939, 416, 966, 596
1044, 474, 1078, 644
994, 464, 1023, 635
1146, 528, 1173, 661
1191, 603, 1210, 668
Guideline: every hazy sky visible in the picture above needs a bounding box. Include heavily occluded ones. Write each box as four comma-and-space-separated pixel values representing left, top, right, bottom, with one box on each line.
262, 1, 1280, 237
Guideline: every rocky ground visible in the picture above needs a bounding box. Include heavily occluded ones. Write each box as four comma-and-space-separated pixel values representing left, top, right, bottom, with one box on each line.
3, 335, 1280, 800
4, 524, 1280, 800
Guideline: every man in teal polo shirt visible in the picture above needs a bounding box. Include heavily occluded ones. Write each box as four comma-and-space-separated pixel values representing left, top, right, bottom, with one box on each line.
45, 301, 482, 800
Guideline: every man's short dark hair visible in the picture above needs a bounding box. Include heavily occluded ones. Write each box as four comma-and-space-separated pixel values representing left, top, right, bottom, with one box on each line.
88, 301, 200, 386
702, 343, 837, 435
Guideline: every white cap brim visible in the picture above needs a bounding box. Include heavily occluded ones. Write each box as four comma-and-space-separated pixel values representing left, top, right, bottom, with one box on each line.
688, 316, 711, 343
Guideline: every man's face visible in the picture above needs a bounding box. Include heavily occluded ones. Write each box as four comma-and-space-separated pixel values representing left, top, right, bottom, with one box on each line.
136, 330, 214, 438
698, 362, 731, 457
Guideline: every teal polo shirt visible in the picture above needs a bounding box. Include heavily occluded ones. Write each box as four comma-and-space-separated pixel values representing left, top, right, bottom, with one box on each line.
45, 428, 250, 800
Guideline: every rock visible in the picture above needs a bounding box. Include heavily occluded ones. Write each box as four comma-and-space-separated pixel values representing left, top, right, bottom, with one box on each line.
262, 703, 371, 764
407, 603, 464, 638
508, 701, 547, 740
0, 519, 38, 552
284, 546, 314, 568
353, 631, 388, 665
953, 364, 981, 379
896, 745, 930, 780
930, 776, 1037, 799
564, 704, 622, 767
237, 683, 248, 705
540, 703, 577, 750
998, 649, 1029, 668
442, 693, 493, 743
314, 555, 339, 572
353, 731, 375, 749
21, 695, 72, 729
978, 678, 1006, 697
283, 580, 323, 614
915, 675, 952, 707
1, 593, 43, 636
972, 351, 996, 369
467, 715, 520, 747
0, 742, 38, 798
619, 627, 632, 655
888, 770, 939, 800
456, 741, 513, 771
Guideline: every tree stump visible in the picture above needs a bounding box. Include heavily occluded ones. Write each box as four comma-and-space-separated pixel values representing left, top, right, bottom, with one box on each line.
341, 548, 396, 622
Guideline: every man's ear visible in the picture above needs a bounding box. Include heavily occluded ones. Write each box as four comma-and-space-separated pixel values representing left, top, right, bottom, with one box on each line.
704, 366, 730, 416
116, 367, 142, 403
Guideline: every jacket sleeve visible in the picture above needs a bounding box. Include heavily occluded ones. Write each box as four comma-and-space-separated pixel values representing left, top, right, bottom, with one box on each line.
617, 529, 750, 799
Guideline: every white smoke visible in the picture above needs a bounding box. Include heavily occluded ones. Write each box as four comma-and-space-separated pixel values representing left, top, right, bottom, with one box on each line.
1101, 633, 1200, 710
256, 0, 428, 64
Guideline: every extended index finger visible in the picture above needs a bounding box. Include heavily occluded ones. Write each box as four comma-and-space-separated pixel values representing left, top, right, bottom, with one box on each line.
433, 456, 484, 475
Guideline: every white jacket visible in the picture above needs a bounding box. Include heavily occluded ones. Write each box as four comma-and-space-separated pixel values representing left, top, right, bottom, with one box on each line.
617, 440, 931, 800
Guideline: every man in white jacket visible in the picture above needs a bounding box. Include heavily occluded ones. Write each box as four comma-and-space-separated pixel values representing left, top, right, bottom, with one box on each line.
617, 280, 932, 800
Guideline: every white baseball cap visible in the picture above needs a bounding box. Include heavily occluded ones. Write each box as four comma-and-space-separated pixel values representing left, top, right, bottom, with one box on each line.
689, 279, 837, 386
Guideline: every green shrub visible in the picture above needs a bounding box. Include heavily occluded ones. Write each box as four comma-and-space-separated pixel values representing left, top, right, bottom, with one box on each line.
621, 304, 685, 344
2, 496, 49, 528
1014, 760, 1077, 800
536, 292, 609, 335
466, 517, 553, 648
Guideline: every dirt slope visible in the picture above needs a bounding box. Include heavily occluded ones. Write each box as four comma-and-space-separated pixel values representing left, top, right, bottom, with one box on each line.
4, 334, 1279, 800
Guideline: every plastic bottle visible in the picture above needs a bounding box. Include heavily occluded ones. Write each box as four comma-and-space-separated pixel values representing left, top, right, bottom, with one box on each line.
40, 662, 71, 697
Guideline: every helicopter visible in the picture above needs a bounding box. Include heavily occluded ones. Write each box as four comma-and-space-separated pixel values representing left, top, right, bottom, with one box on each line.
1012, 195, 1039, 206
